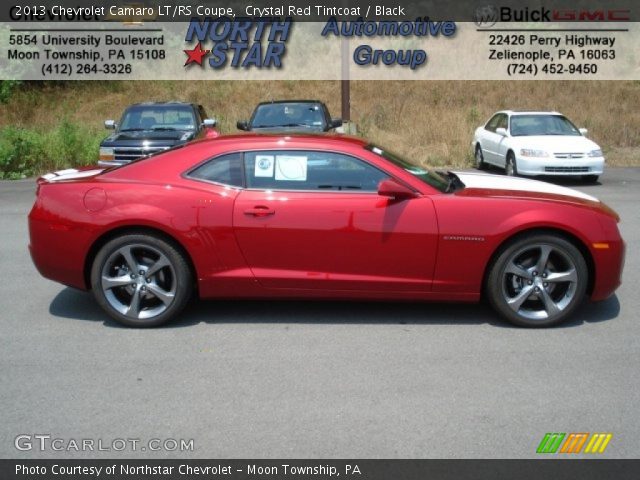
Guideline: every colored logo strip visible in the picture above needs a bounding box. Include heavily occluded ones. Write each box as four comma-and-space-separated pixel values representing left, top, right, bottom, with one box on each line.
537, 433, 612, 454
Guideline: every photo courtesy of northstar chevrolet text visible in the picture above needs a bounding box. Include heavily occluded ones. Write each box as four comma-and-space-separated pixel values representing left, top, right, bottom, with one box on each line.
1, 0, 638, 477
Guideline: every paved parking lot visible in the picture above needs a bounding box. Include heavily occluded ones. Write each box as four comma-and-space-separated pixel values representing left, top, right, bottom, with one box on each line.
1, 169, 638, 458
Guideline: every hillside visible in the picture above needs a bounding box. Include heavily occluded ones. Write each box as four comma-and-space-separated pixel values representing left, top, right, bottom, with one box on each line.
1, 80, 638, 177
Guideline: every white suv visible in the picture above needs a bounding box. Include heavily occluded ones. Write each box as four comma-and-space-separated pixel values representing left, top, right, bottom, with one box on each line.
472, 111, 605, 182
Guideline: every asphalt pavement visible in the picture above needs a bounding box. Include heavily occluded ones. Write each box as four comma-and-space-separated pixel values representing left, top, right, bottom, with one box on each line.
1, 169, 639, 459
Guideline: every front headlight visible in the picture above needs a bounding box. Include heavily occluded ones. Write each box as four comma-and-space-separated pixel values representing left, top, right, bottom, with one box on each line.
587, 149, 603, 157
99, 147, 115, 161
520, 149, 549, 157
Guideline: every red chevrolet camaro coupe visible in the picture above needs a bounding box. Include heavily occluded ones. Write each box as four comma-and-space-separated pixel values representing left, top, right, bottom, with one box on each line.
29, 134, 624, 328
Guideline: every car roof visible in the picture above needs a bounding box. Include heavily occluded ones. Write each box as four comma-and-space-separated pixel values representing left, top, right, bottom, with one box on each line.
127, 102, 196, 108
191, 132, 367, 148
497, 110, 562, 116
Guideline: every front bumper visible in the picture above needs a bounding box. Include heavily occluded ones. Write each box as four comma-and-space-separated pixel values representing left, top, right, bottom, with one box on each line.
515, 155, 605, 176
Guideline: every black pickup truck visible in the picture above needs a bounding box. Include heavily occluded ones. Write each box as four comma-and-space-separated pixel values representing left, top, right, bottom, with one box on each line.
99, 102, 218, 167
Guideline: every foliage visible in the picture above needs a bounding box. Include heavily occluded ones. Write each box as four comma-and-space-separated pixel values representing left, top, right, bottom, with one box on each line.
0, 121, 101, 179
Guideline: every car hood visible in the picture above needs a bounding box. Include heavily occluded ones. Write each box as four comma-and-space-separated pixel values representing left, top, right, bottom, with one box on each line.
510, 135, 600, 152
452, 171, 599, 203
103, 130, 194, 143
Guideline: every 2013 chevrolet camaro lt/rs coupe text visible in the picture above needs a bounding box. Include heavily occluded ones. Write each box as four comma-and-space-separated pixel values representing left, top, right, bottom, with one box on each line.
28, 134, 625, 328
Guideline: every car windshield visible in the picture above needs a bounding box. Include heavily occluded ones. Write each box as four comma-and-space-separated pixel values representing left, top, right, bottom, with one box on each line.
365, 144, 451, 192
251, 103, 325, 128
510, 114, 581, 137
119, 105, 196, 132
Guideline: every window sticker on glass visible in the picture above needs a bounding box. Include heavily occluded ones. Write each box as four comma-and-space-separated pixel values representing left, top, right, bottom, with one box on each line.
254, 155, 275, 177
275, 155, 308, 181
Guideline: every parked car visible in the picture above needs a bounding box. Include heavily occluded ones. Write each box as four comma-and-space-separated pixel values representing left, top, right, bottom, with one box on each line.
237, 100, 342, 133
99, 102, 219, 167
29, 134, 624, 328
472, 111, 605, 182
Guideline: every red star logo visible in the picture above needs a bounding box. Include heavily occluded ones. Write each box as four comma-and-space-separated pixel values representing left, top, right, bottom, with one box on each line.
183, 42, 210, 66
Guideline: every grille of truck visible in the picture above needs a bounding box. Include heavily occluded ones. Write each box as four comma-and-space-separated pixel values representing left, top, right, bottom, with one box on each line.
114, 146, 170, 162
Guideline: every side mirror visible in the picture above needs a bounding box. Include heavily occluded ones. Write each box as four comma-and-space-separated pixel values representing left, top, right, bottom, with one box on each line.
237, 120, 249, 131
579, 128, 588, 136
496, 127, 508, 137
104, 120, 116, 130
377, 178, 416, 200
202, 118, 216, 128
329, 118, 343, 129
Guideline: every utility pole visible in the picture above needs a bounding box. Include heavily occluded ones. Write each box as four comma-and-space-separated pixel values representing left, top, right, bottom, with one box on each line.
340, 35, 351, 124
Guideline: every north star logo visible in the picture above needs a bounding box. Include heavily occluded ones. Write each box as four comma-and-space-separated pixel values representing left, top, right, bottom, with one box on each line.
183, 42, 210, 66
183, 17, 291, 69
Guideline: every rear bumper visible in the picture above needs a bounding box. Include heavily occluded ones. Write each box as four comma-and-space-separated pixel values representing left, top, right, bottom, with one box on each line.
28, 216, 91, 290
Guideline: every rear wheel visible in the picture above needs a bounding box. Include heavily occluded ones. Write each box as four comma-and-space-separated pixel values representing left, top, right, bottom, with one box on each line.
475, 145, 486, 170
91, 233, 192, 327
486, 233, 588, 327
505, 152, 518, 176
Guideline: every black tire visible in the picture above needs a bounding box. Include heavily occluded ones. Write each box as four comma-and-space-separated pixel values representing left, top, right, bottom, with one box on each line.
582, 174, 599, 183
505, 152, 518, 176
486, 233, 588, 328
91, 233, 192, 327
475, 145, 487, 170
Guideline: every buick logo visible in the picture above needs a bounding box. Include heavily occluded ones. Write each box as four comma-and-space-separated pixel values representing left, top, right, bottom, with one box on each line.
474, 5, 499, 27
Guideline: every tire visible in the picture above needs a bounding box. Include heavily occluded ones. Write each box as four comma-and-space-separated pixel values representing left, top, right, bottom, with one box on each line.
582, 174, 599, 183
505, 152, 518, 176
475, 145, 487, 170
486, 233, 588, 327
91, 233, 192, 327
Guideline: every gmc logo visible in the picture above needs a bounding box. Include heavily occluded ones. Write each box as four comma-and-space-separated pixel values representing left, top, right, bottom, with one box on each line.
553, 9, 630, 21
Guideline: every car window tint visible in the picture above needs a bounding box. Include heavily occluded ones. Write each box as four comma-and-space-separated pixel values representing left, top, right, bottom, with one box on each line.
485, 114, 501, 132
189, 153, 243, 187
244, 151, 387, 192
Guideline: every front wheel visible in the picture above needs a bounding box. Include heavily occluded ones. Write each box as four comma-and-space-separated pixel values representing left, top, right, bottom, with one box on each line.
486, 234, 588, 327
91, 233, 192, 327
505, 152, 518, 176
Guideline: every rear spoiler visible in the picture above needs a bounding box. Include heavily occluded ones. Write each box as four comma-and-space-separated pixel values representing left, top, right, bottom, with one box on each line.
38, 167, 105, 184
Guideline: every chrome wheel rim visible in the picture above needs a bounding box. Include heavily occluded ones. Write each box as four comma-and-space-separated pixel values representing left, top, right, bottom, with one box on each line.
101, 244, 176, 320
501, 243, 578, 321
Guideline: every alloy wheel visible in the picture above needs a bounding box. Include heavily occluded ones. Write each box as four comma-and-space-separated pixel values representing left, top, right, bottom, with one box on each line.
501, 243, 578, 321
100, 243, 176, 320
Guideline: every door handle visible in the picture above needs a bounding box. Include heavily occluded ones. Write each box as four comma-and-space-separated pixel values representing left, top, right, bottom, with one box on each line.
244, 206, 275, 217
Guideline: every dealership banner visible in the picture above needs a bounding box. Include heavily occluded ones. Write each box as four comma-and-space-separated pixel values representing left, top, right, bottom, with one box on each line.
1, 0, 639, 80
3, 459, 640, 479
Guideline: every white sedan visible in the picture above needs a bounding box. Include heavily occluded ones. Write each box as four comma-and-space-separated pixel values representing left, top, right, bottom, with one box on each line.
472, 111, 605, 182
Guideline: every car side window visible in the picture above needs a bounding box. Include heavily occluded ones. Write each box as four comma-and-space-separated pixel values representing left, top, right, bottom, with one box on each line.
485, 114, 501, 132
243, 150, 387, 192
188, 153, 243, 187
498, 114, 508, 131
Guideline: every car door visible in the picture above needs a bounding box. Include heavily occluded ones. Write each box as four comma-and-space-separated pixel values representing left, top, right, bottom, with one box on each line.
232, 149, 439, 292
480, 114, 503, 165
